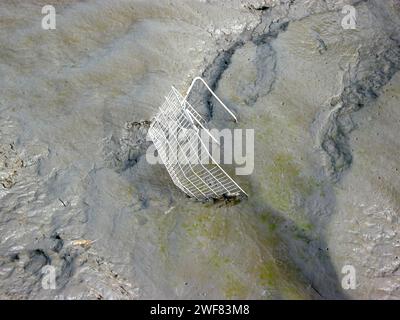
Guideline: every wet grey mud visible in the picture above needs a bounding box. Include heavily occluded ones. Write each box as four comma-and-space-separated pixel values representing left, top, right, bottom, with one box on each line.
1, 0, 400, 299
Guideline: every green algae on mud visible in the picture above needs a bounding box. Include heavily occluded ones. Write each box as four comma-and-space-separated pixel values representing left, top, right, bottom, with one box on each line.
149, 201, 315, 299
249, 149, 323, 239
265, 153, 318, 214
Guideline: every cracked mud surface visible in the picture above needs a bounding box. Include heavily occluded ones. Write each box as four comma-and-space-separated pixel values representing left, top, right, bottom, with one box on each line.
1, 0, 400, 299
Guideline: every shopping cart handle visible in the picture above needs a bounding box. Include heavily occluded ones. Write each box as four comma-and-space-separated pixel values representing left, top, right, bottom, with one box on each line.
184, 76, 238, 122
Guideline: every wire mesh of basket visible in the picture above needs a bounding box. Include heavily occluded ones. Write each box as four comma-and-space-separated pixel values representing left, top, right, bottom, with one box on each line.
148, 77, 247, 200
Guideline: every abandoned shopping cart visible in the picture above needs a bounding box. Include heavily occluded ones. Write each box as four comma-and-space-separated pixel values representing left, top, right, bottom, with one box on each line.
148, 77, 247, 201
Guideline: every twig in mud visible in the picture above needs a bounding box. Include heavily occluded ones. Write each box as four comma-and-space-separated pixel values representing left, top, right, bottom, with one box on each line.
71, 239, 98, 248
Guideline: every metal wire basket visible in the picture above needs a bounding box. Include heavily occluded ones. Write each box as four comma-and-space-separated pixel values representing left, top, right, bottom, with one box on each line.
148, 77, 247, 201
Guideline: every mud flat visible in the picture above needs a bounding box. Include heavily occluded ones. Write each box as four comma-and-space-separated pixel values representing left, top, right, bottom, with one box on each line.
0, 0, 399, 299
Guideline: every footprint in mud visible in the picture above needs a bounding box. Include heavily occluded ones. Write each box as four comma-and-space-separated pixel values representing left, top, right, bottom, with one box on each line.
102, 120, 152, 171
23, 249, 50, 275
